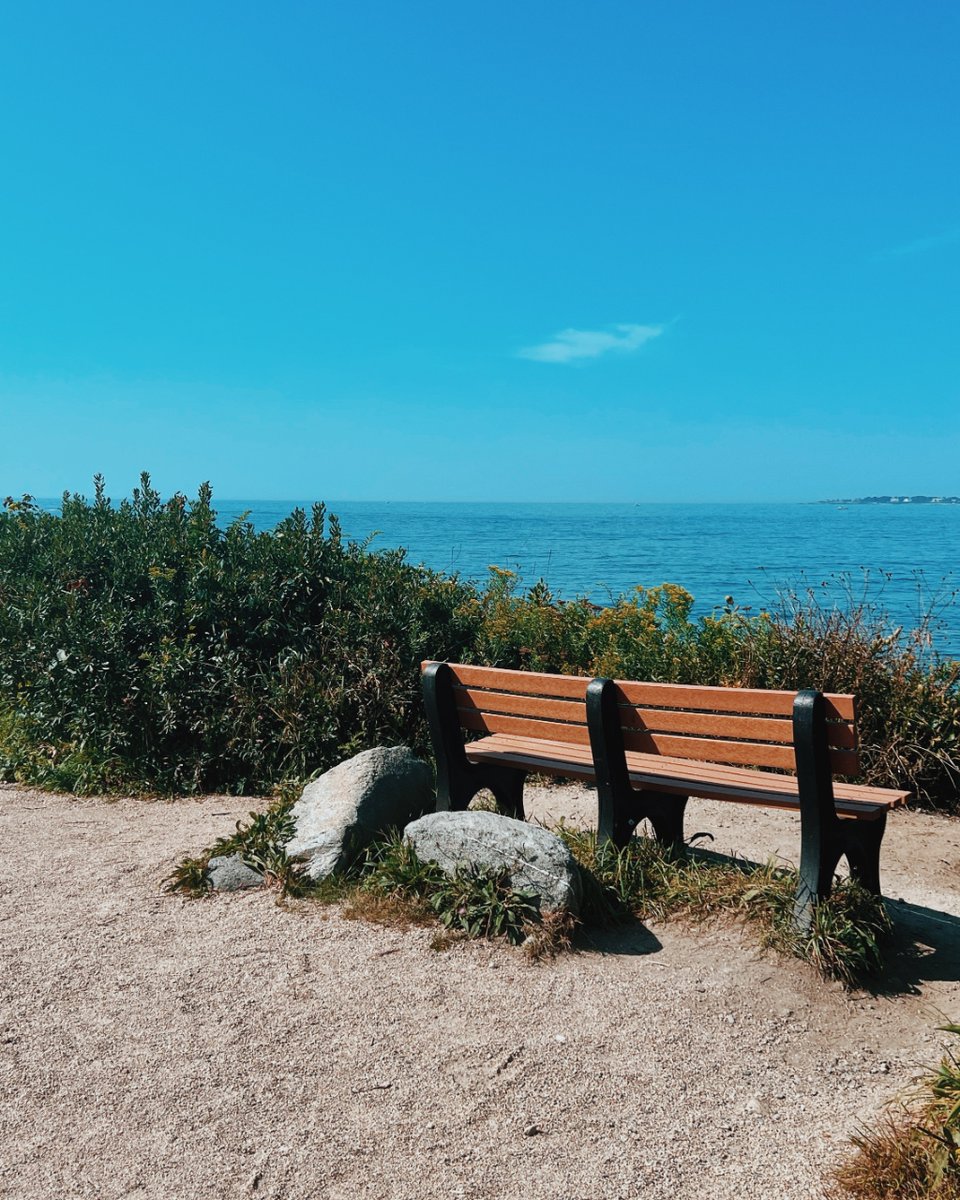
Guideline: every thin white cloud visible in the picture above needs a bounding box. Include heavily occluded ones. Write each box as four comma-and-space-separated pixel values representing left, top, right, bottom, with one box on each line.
518, 322, 664, 364
877, 227, 960, 259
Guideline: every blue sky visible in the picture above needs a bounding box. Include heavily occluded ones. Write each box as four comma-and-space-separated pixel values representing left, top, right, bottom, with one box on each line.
1, 1, 957, 502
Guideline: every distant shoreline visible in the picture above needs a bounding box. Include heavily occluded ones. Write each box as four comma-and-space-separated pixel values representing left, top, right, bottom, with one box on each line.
819, 495, 960, 505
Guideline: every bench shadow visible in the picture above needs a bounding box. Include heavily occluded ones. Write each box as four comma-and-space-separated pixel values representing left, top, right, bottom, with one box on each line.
573, 920, 663, 957
869, 899, 960, 997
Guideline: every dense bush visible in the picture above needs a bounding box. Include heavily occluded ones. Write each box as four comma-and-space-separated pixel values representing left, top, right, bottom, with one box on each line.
0, 476, 479, 792
1, 478, 958, 810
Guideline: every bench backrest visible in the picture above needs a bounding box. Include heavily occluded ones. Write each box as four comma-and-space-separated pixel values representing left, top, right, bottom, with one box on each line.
423, 662, 859, 777
427, 661, 593, 747
608, 679, 858, 777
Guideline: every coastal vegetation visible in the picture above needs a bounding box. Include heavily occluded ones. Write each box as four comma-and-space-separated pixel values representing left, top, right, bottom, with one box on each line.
830, 1025, 960, 1199
1, 478, 958, 812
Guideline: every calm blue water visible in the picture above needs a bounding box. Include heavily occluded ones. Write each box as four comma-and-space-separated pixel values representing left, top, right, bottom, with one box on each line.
38, 498, 960, 659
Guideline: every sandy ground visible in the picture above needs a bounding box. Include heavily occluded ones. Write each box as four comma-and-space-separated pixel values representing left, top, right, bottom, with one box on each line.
1, 783, 959, 1200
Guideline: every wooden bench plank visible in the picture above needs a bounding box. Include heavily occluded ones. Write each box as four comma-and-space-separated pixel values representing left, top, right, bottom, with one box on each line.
457, 708, 592, 746
482, 732, 906, 806
611, 679, 856, 721
618, 728, 859, 776
453, 685, 587, 725
434, 661, 592, 700
619, 706, 856, 749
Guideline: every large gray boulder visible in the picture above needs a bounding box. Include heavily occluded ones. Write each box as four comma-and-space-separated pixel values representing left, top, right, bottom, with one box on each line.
403, 810, 582, 915
286, 746, 433, 880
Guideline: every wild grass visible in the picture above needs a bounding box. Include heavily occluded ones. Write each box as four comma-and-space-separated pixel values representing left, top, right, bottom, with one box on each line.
829, 1025, 960, 1199
166, 805, 892, 984
163, 796, 308, 897
560, 826, 891, 987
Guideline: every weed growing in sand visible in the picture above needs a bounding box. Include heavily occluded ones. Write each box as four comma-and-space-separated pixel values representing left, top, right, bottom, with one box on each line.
209, 801, 299, 885
163, 855, 211, 897
164, 796, 311, 897
829, 1025, 960, 1199
358, 833, 542, 946
428, 864, 541, 944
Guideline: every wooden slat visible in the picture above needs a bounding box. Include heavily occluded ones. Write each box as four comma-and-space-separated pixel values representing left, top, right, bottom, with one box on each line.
619, 706, 856, 749
427, 661, 856, 722
464, 741, 890, 818
452, 685, 856, 753
457, 709, 592, 747
611, 679, 856, 721
618, 728, 859, 776
464, 734, 908, 818
428, 661, 590, 700
453, 685, 587, 725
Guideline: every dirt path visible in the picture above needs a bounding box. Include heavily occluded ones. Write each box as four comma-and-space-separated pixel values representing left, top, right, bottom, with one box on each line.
1, 784, 958, 1200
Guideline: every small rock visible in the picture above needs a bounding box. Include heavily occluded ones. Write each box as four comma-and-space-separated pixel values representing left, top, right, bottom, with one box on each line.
523, 1123, 540, 1137
207, 854, 263, 891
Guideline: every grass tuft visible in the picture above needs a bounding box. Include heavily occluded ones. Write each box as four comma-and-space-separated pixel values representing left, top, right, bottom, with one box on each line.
162, 855, 212, 897
829, 1026, 960, 1199
558, 826, 890, 986
522, 908, 578, 960
167, 806, 892, 983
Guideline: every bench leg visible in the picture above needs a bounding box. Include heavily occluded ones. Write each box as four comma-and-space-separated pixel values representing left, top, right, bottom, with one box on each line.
793, 689, 843, 932
425, 660, 524, 818
839, 813, 886, 896
587, 678, 636, 850
483, 764, 527, 821
793, 815, 886, 930
794, 823, 843, 931
596, 778, 636, 849
436, 759, 527, 819
634, 791, 688, 853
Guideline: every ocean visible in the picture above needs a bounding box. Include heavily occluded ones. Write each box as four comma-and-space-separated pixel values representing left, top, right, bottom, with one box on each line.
222, 500, 960, 660
38, 497, 960, 659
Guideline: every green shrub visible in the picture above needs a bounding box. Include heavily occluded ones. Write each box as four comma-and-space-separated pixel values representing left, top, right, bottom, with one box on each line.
0, 477, 479, 793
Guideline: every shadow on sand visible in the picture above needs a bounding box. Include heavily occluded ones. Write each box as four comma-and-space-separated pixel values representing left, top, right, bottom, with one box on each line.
871, 898, 960, 997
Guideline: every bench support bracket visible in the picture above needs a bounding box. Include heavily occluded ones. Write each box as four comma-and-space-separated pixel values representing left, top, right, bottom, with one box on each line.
793, 689, 885, 930
422, 662, 526, 819
587, 679, 688, 851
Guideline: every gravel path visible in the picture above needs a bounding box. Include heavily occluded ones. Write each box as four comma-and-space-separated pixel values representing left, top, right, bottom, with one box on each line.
1, 784, 958, 1200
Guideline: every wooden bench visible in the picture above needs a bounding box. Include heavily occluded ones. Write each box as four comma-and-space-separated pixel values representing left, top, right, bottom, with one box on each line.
421, 660, 911, 926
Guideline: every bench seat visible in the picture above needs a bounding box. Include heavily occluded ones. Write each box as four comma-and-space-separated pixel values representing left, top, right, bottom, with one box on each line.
465, 731, 909, 821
